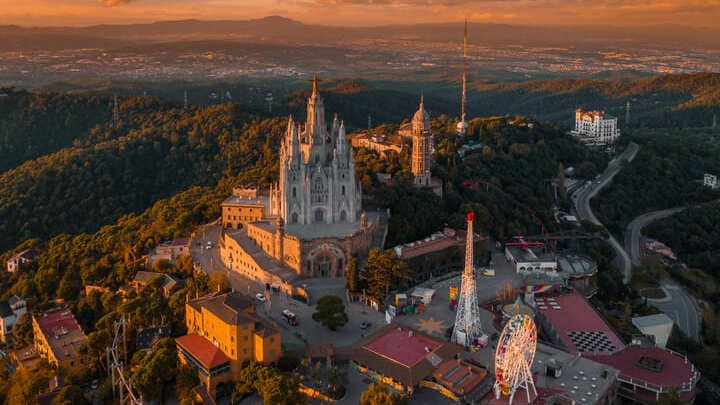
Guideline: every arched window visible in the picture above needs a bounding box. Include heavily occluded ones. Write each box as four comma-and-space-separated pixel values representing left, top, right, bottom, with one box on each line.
292, 187, 297, 198
341, 185, 346, 196
314, 209, 324, 223
291, 212, 298, 224
340, 210, 347, 222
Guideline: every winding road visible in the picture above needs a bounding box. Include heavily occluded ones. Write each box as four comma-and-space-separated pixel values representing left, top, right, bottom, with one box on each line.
571, 142, 638, 284
624, 206, 701, 341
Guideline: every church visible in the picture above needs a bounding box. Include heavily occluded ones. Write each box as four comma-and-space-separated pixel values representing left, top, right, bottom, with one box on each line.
219, 77, 377, 294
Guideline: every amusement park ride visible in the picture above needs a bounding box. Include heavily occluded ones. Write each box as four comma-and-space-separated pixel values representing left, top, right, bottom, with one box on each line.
451, 212, 484, 347
494, 309, 538, 404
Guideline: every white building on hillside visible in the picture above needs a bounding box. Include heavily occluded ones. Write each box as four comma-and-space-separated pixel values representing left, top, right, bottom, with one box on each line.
704, 173, 719, 190
571, 109, 620, 147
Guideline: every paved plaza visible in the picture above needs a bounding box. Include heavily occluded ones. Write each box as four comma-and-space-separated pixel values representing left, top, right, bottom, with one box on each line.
190, 223, 527, 402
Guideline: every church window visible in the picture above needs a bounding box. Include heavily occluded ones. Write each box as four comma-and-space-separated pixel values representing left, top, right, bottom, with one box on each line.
292, 187, 297, 198
314, 209, 324, 223
291, 212, 298, 224
341, 185, 345, 196
340, 210, 347, 222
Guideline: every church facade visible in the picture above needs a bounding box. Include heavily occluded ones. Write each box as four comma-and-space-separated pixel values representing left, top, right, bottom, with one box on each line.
219, 78, 376, 292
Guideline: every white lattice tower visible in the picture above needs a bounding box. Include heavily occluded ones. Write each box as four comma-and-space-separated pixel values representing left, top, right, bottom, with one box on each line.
452, 212, 482, 346
494, 313, 538, 404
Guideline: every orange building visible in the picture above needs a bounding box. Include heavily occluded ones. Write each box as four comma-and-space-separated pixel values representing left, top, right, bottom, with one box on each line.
32, 308, 87, 372
177, 292, 281, 394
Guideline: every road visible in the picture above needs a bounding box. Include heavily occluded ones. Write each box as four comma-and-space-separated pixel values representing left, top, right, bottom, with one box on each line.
625, 207, 687, 267
571, 142, 638, 284
624, 207, 702, 341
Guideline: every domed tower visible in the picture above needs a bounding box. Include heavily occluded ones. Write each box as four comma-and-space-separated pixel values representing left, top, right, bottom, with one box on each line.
411, 96, 433, 187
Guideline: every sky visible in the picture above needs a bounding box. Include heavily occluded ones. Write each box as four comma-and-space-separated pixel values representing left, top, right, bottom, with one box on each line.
1, 0, 719, 27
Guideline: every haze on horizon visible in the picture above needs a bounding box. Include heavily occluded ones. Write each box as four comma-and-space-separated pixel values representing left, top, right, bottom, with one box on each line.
2, 0, 720, 28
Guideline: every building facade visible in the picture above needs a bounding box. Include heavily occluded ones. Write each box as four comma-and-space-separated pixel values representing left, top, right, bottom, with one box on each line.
179, 292, 281, 393
411, 97, 433, 187
0, 295, 26, 343
571, 109, 620, 146
6, 248, 38, 273
32, 308, 87, 371
218, 78, 377, 289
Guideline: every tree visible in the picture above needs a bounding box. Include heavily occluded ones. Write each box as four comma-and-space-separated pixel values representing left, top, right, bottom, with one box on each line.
360, 383, 408, 405
363, 248, 412, 300
130, 338, 178, 401
209, 271, 232, 294
346, 257, 359, 293
176, 364, 199, 405
12, 313, 34, 348
52, 385, 90, 405
235, 362, 301, 405
312, 295, 349, 331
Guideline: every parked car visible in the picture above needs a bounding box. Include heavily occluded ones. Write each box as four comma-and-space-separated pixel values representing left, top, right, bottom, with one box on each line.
282, 309, 299, 326
255, 293, 266, 303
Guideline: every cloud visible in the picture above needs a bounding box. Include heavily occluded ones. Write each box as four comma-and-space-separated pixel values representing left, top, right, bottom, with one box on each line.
98, 0, 134, 6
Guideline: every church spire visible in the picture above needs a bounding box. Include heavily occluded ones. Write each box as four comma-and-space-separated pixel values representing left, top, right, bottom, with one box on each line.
311, 74, 320, 97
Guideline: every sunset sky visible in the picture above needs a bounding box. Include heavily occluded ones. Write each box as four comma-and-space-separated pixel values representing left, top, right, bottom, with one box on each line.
1, 0, 719, 27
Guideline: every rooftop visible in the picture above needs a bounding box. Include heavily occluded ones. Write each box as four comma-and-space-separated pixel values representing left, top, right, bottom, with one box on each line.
33, 308, 87, 362
587, 346, 699, 394
352, 324, 462, 387
363, 326, 442, 367
225, 228, 298, 281
188, 291, 258, 326
222, 194, 269, 208
557, 254, 598, 277
532, 343, 620, 404
506, 246, 556, 264
394, 228, 480, 260
9, 248, 39, 262
176, 334, 231, 370
631, 313, 673, 329
535, 292, 625, 355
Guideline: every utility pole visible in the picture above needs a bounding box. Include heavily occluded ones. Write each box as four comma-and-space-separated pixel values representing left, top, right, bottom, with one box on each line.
113, 95, 119, 128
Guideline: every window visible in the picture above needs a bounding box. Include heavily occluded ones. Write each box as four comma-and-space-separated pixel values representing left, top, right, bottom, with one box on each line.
340, 210, 347, 222
314, 209, 324, 223
291, 212, 298, 224
341, 185, 346, 196
292, 187, 297, 198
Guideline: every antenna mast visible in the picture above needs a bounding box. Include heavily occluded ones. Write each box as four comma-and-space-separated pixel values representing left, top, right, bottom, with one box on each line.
457, 18, 469, 136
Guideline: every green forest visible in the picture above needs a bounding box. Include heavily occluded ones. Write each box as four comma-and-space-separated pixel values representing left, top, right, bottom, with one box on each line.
593, 128, 720, 237
1, 72, 720, 403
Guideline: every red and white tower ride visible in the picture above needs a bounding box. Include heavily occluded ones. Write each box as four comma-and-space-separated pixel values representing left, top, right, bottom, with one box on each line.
452, 212, 483, 346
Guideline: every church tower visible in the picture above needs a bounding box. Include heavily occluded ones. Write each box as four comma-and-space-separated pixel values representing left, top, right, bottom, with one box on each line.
278, 76, 361, 226
411, 96, 433, 187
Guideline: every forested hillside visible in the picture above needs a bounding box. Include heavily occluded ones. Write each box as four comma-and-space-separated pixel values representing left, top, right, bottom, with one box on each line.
593, 129, 720, 236
0, 88, 108, 172
473, 72, 720, 126
0, 101, 285, 251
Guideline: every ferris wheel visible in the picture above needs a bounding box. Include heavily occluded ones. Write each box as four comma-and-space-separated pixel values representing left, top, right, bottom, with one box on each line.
494, 313, 538, 404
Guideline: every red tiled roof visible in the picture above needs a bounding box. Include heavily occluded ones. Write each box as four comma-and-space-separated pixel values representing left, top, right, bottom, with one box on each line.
535, 292, 624, 354
363, 327, 442, 367
176, 334, 231, 370
587, 346, 698, 391
35, 308, 83, 338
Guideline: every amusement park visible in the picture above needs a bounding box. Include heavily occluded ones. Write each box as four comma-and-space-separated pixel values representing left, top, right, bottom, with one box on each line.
342, 212, 699, 404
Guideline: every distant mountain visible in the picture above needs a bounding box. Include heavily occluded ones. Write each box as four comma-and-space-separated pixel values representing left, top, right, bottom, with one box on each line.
2, 17, 719, 51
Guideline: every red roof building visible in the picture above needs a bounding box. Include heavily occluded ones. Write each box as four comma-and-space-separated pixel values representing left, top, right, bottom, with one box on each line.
534, 292, 699, 403
176, 334, 231, 370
